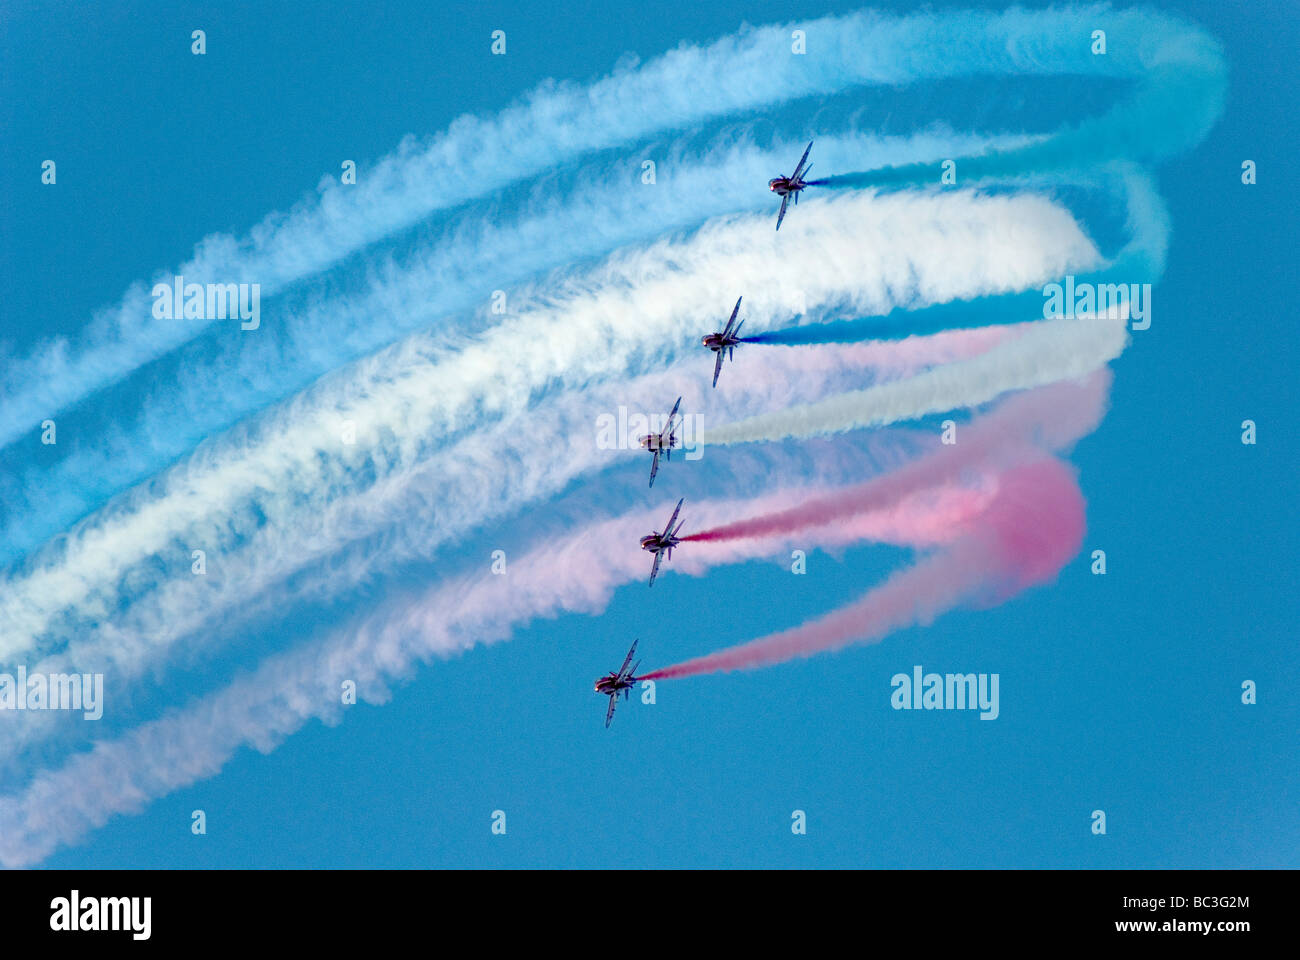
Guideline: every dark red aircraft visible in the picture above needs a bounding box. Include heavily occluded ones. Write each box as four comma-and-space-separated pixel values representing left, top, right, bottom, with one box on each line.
769, 140, 814, 230
640, 498, 685, 587
594, 640, 641, 728
701, 296, 744, 387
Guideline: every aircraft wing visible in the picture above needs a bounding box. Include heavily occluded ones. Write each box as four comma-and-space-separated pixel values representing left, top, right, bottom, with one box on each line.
665, 497, 683, 532
648, 448, 661, 487
664, 397, 682, 436
790, 140, 813, 181
775, 193, 790, 231
723, 297, 742, 337
605, 694, 617, 728
619, 640, 639, 677
648, 550, 663, 587
712, 348, 725, 387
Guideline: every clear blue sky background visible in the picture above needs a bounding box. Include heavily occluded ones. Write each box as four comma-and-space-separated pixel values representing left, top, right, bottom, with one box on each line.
2, 0, 1296, 867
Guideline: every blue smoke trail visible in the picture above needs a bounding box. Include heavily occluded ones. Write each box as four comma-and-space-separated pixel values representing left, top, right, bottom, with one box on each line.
741, 292, 1042, 346
739, 259, 1142, 348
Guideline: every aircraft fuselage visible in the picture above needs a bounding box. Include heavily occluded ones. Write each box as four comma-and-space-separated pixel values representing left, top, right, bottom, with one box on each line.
640, 533, 678, 553
769, 176, 804, 196
639, 433, 676, 452
594, 675, 633, 695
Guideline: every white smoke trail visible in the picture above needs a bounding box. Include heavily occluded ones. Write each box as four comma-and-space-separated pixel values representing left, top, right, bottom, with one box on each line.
701, 312, 1129, 446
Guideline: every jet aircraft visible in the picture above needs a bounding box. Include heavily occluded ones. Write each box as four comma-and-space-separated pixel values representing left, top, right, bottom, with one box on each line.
769, 140, 815, 230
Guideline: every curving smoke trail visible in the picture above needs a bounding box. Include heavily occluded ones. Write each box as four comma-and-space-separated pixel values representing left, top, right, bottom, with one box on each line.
684, 371, 1109, 545
642, 457, 1085, 681
815, 12, 1226, 194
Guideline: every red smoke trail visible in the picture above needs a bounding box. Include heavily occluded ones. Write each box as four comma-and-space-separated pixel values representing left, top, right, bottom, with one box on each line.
641, 457, 1084, 680
681, 372, 1108, 547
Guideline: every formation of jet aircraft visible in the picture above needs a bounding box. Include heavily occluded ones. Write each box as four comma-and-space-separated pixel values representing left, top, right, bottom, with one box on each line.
597, 140, 821, 725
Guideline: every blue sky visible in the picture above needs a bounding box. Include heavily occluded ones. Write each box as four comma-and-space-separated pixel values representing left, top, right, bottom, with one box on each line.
1, 1, 1296, 867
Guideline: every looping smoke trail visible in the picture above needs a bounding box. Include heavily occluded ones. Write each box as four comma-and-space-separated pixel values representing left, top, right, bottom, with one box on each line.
642, 458, 1085, 681
815, 13, 1225, 194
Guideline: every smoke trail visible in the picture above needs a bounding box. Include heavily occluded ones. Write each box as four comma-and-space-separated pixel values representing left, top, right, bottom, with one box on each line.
685, 371, 1108, 545
738, 305, 1007, 346
815, 13, 1225, 194
642, 458, 1084, 681
702, 312, 1127, 447
0, 189, 1096, 659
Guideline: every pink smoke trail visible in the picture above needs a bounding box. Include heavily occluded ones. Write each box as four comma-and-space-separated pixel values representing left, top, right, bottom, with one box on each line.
642, 457, 1085, 680
682, 371, 1108, 546
680, 482, 997, 560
